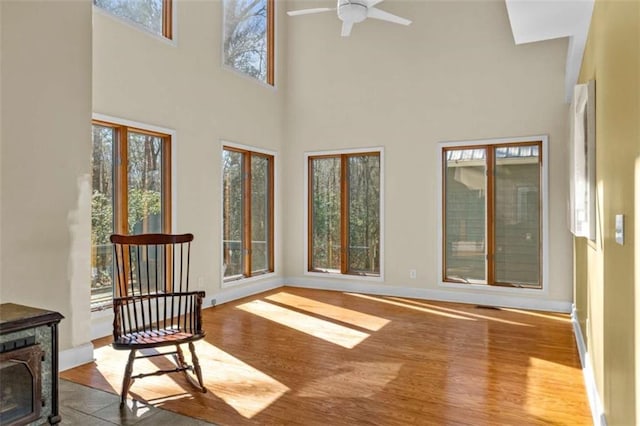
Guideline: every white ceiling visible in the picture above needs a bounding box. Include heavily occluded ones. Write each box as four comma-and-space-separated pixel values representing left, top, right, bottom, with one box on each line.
505, 0, 594, 101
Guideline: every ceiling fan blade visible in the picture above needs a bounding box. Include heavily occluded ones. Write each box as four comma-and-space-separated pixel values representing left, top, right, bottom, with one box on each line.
367, 7, 412, 26
367, 0, 385, 7
287, 7, 335, 16
341, 21, 354, 37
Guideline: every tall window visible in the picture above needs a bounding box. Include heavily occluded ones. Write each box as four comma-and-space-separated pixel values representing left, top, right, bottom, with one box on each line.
223, 0, 275, 85
91, 120, 172, 308
222, 145, 274, 282
442, 141, 543, 288
94, 0, 173, 39
307, 150, 382, 277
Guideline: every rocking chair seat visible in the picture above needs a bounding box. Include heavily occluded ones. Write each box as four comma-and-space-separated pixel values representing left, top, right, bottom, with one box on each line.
114, 329, 205, 349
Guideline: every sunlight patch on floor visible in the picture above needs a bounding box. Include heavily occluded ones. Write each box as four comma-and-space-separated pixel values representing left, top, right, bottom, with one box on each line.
266, 292, 390, 331
92, 345, 193, 401
501, 308, 570, 322
346, 293, 476, 321
195, 340, 290, 419
524, 356, 582, 420
237, 300, 370, 348
92, 342, 289, 419
297, 361, 402, 398
385, 297, 533, 327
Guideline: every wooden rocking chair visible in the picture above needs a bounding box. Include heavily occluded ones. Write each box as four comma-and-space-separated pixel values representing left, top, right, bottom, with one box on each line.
110, 233, 207, 406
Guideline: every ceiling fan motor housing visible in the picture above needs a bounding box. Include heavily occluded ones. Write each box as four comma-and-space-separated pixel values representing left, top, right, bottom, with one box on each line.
338, 0, 368, 23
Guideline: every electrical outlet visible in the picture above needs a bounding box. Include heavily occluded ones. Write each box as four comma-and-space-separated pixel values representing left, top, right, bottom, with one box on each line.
409, 269, 417, 279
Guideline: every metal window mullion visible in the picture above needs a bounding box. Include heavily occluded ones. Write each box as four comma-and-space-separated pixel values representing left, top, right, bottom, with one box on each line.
116, 127, 128, 235
162, 135, 172, 234
162, 0, 173, 39
267, 155, 275, 273
537, 141, 543, 288
308, 158, 315, 271
442, 149, 449, 282
340, 155, 349, 274
266, 0, 275, 85
486, 146, 496, 286
243, 152, 252, 277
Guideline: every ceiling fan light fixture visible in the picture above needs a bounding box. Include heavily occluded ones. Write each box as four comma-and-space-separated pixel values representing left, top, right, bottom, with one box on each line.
338, 2, 368, 23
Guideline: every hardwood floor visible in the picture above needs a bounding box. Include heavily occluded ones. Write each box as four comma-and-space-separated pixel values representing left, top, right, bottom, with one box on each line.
61, 287, 592, 425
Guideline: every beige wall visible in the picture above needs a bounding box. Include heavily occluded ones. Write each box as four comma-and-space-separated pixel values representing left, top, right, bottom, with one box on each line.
576, 0, 640, 423
92, 0, 287, 307
283, 0, 573, 307
0, 0, 93, 350
0, 0, 3, 292
0, 0, 579, 360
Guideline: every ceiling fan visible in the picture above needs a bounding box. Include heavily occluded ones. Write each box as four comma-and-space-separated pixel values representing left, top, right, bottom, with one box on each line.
287, 0, 412, 37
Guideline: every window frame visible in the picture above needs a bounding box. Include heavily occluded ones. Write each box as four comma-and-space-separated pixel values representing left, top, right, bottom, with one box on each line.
93, 0, 174, 41
90, 116, 174, 311
437, 136, 549, 293
221, 142, 275, 286
304, 147, 384, 281
221, 0, 275, 86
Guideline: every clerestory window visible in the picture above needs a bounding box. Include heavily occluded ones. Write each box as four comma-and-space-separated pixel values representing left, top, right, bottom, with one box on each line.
93, 0, 173, 39
223, 0, 275, 85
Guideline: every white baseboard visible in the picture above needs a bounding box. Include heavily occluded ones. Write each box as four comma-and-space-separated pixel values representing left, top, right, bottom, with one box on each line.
286, 277, 572, 312
59, 342, 94, 372
207, 276, 285, 308
572, 305, 607, 426
90, 277, 569, 340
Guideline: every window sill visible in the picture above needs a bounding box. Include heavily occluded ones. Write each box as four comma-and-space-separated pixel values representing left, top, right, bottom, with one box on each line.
304, 271, 384, 283
221, 64, 277, 90
439, 280, 546, 295
222, 272, 277, 288
93, 6, 176, 47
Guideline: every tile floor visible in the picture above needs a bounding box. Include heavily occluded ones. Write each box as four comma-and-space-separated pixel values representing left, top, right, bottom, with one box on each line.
59, 379, 215, 425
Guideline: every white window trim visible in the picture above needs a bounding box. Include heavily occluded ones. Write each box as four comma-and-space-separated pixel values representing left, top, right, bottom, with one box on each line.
436, 135, 549, 295
569, 81, 596, 241
220, 0, 277, 89
92, 113, 178, 226
304, 147, 385, 282
220, 140, 278, 288
90, 113, 177, 321
92, 2, 177, 47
